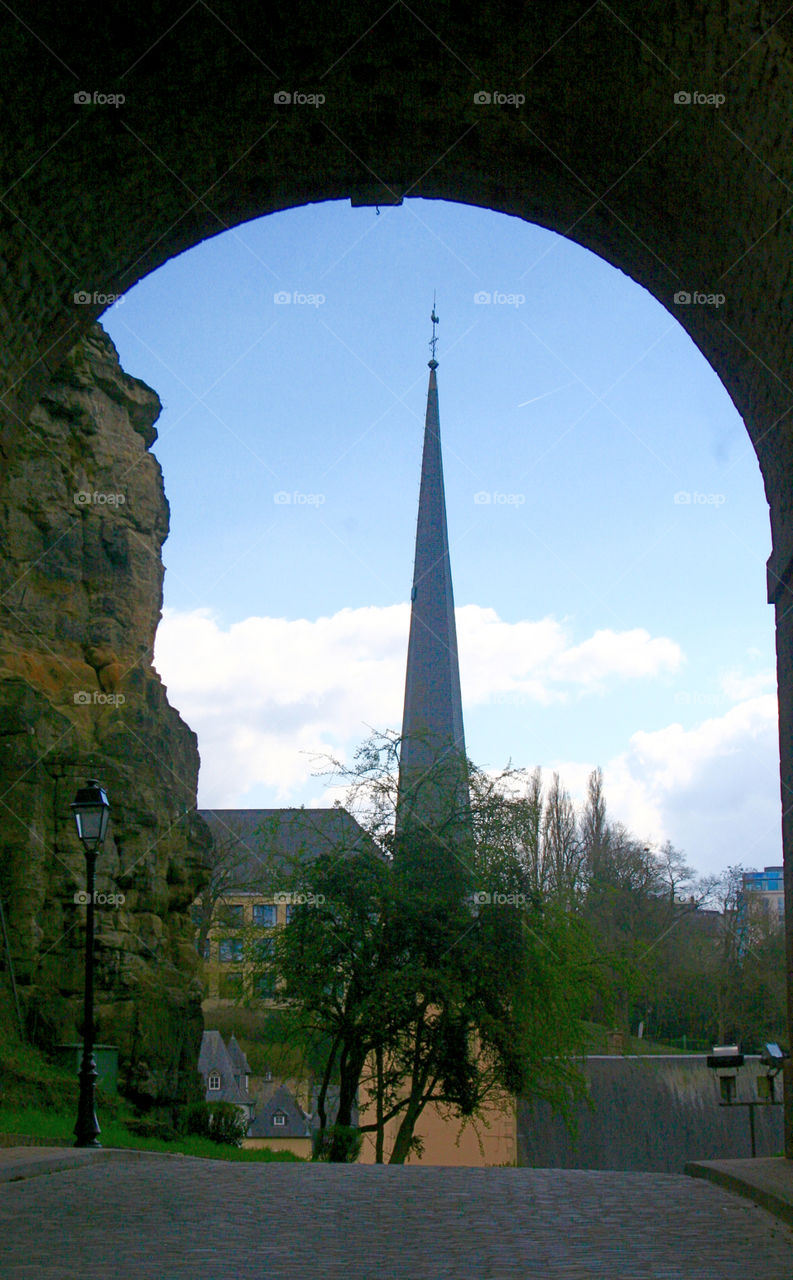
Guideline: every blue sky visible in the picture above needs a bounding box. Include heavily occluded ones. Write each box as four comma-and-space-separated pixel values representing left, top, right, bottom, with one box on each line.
104, 197, 780, 879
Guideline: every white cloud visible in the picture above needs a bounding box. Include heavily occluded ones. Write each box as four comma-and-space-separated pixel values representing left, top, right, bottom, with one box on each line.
154, 603, 683, 805
719, 667, 775, 702
553, 694, 781, 876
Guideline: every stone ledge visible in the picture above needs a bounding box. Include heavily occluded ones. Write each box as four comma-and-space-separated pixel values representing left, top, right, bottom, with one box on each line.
0, 1144, 187, 1185
685, 1156, 793, 1228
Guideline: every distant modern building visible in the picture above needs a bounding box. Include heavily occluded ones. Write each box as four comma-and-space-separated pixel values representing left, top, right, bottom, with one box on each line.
741, 866, 785, 924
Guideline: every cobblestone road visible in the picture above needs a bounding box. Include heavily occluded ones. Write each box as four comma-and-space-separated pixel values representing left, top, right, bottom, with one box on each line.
2, 1156, 793, 1279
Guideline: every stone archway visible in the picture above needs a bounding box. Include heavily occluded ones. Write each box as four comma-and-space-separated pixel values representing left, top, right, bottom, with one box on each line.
1, 2, 792, 1150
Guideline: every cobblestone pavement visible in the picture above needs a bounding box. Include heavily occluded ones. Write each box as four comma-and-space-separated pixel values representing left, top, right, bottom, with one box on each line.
2, 1156, 793, 1279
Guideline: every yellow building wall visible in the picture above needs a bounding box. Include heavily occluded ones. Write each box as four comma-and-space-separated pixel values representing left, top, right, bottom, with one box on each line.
243, 1136, 312, 1158
358, 1091, 517, 1166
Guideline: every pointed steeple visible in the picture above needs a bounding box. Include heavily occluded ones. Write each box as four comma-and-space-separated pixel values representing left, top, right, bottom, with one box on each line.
396, 308, 469, 838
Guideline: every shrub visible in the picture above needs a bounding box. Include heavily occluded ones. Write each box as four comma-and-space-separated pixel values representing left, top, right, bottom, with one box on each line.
181, 1099, 247, 1146
124, 1115, 179, 1143
314, 1124, 362, 1163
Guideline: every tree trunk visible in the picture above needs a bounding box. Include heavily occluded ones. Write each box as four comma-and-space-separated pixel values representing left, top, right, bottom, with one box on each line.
314, 1032, 340, 1155
374, 1043, 385, 1164
388, 1091, 424, 1164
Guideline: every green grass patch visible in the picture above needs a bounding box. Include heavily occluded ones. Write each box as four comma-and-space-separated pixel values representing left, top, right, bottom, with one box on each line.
0, 1105, 303, 1161
580, 1022, 706, 1056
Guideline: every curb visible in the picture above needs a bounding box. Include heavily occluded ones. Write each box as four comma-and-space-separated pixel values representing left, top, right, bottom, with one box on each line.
685, 1159, 793, 1229
0, 1145, 186, 1185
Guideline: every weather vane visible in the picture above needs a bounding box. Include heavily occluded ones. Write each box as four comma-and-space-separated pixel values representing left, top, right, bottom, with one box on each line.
429, 293, 439, 366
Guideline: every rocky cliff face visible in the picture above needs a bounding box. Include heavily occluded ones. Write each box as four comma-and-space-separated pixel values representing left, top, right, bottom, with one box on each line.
0, 323, 207, 1106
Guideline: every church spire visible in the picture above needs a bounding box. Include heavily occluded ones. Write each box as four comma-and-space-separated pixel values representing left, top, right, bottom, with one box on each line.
395, 305, 469, 838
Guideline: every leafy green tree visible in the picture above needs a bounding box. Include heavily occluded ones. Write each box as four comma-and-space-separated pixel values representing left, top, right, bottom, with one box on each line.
254, 735, 607, 1163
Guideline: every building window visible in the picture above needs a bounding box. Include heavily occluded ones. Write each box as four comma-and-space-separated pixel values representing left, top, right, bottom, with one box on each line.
273, 1111, 286, 1127
256, 974, 276, 1000
199, 937, 211, 960
219, 938, 244, 963
219, 972, 243, 999
256, 937, 274, 960
208, 1071, 221, 1091
219, 903, 244, 927
285, 904, 294, 924
252, 903, 277, 927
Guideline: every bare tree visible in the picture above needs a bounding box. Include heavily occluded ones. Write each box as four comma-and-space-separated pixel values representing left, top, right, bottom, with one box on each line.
542, 772, 584, 905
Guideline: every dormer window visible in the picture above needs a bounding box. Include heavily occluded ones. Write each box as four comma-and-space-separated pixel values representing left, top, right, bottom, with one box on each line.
208, 1071, 221, 1091
273, 1111, 287, 1127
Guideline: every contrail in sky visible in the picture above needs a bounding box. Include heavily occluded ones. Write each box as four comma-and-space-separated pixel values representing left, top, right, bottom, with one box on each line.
517, 384, 573, 407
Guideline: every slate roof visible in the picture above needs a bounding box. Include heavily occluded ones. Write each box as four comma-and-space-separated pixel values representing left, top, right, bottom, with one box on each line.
197, 1030, 252, 1108
226, 1033, 252, 1078
248, 1083, 310, 1139
197, 807, 378, 890
396, 362, 469, 833
308, 1084, 358, 1130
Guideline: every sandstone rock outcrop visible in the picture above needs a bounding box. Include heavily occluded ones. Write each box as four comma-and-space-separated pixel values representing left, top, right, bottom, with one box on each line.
0, 323, 207, 1107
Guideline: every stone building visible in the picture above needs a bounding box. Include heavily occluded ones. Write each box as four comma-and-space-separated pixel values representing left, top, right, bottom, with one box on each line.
193, 806, 372, 1007
197, 1029, 254, 1125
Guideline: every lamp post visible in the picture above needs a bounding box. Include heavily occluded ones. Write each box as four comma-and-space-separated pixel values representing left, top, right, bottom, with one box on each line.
71, 779, 111, 1148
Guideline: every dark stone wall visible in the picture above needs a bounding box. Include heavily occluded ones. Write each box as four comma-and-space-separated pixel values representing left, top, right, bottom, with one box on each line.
0, 324, 208, 1106
519, 1056, 784, 1173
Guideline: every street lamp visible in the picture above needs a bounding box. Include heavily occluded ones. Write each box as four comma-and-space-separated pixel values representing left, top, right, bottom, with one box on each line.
71, 779, 111, 1148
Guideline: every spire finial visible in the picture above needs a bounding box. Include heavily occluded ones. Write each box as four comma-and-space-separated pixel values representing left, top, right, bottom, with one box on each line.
429, 293, 439, 368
